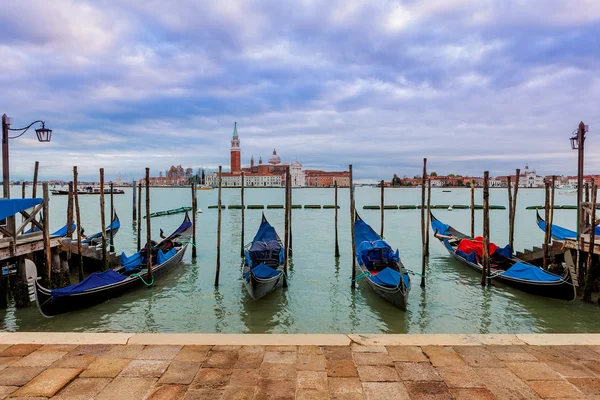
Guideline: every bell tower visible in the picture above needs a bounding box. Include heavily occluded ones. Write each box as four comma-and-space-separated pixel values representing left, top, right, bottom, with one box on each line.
230, 122, 241, 173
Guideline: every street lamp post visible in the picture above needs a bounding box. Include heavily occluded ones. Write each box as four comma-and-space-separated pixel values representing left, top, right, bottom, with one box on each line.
570, 121, 589, 283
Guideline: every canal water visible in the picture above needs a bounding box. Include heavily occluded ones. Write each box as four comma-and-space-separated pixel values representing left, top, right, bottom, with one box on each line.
2, 186, 598, 334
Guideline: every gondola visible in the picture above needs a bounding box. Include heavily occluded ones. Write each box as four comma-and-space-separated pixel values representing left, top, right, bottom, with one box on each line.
82, 212, 121, 246
353, 213, 410, 311
242, 214, 285, 300
25, 222, 76, 237
431, 212, 576, 301
536, 210, 586, 240
26, 212, 192, 317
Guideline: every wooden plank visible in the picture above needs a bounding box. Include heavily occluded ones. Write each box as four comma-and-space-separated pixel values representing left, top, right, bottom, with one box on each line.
0, 237, 60, 260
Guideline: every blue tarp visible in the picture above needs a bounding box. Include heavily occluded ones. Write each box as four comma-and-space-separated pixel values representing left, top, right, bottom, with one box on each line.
157, 247, 177, 264
82, 218, 120, 244
251, 264, 281, 279
0, 198, 42, 221
51, 270, 127, 298
537, 218, 578, 240
456, 249, 478, 264
369, 267, 410, 288
431, 218, 450, 236
166, 218, 192, 241
25, 222, 76, 237
495, 244, 512, 258
354, 218, 399, 267
500, 262, 563, 282
120, 251, 144, 271
252, 218, 279, 243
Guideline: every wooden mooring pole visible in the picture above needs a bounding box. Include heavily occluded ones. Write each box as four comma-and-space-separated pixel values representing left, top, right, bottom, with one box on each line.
215, 166, 222, 287
42, 183, 51, 285
21, 181, 25, 199
283, 168, 290, 287
380, 180, 384, 238
240, 172, 245, 258
507, 176, 513, 245
543, 179, 551, 269
425, 177, 431, 257
584, 182, 597, 303
67, 182, 74, 238
509, 168, 520, 253
549, 175, 556, 240
100, 169, 108, 270
334, 182, 340, 258
288, 168, 293, 257
137, 182, 142, 251
73, 166, 83, 281
349, 164, 356, 289
132, 180, 137, 221
191, 182, 197, 258
471, 179, 475, 238
585, 182, 590, 226
145, 168, 152, 281
482, 171, 490, 286
420, 158, 427, 287
109, 182, 115, 253
31, 161, 39, 233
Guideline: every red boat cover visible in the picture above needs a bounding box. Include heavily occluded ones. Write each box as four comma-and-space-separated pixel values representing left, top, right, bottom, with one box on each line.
456, 237, 499, 257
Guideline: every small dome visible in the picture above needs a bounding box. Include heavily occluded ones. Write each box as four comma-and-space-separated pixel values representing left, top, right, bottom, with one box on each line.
268, 149, 281, 165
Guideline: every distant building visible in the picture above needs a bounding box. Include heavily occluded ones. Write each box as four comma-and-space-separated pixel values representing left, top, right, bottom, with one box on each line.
519, 164, 544, 188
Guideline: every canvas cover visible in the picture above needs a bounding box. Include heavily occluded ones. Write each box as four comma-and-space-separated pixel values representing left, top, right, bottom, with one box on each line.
249, 217, 282, 267
251, 263, 281, 279
500, 262, 563, 282
82, 217, 121, 244
120, 251, 144, 271
51, 270, 127, 298
369, 267, 410, 288
537, 218, 578, 240
157, 247, 177, 264
0, 198, 42, 221
26, 222, 76, 237
431, 218, 450, 236
354, 218, 399, 268
456, 237, 499, 257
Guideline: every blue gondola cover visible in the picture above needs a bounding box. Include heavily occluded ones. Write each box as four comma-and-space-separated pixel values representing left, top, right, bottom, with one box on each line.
431, 218, 450, 236
537, 218, 578, 240
157, 247, 177, 264
120, 252, 144, 271
0, 198, 42, 221
51, 270, 127, 298
456, 249, 478, 264
369, 267, 409, 288
500, 262, 562, 282
251, 264, 281, 279
354, 219, 399, 267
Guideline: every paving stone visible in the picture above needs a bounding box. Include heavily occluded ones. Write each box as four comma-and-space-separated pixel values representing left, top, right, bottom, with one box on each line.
239, 345, 263, 354
556, 346, 600, 361
449, 388, 496, 400
527, 379, 583, 398
79, 357, 131, 378
325, 346, 352, 360
158, 361, 200, 384
212, 345, 241, 352
330, 394, 365, 400
395, 362, 442, 381
94, 377, 157, 400
327, 359, 357, 377
192, 368, 232, 388
183, 388, 224, 399
386, 346, 428, 362
120, 359, 170, 378
567, 378, 600, 396
68, 344, 114, 357
404, 381, 452, 400
204, 351, 239, 368
546, 360, 598, 378
233, 351, 263, 369
0, 345, 9, 353
421, 346, 465, 367
353, 352, 393, 366
263, 351, 297, 364
0, 357, 21, 371
505, 361, 562, 381
221, 385, 255, 400
0, 386, 17, 399
298, 346, 325, 355
146, 384, 188, 400
487, 345, 537, 361
256, 378, 295, 399
297, 353, 326, 371
297, 371, 327, 390
454, 346, 504, 368
351, 345, 387, 353
437, 365, 484, 388
102, 345, 145, 359
0, 367, 44, 386
265, 345, 297, 352
40, 344, 78, 352
175, 345, 211, 363
136, 345, 182, 360
228, 369, 258, 387
581, 360, 600, 376
53, 377, 111, 400
362, 382, 409, 399
296, 389, 329, 400
0, 345, 42, 357
357, 366, 398, 382
476, 367, 540, 399
12, 350, 68, 367
11, 368, 81, 397
524, 346, 569, 362
50, 355, 96, 369
328, 377, 363, 394
259, 363, 297, 380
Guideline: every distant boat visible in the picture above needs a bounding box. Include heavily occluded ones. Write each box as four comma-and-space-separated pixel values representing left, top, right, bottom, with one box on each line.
52, 186, 125, 195
448, 206, 453, 211
442, 190, 452, 192
197, 185, 214, 191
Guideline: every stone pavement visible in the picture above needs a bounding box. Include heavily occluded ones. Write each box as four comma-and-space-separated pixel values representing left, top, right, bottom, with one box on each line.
0, 335, 599, 399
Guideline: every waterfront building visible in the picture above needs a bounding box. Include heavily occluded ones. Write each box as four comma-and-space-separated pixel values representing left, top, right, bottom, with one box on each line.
305, 170, 350, 187
518, 164, 544, 187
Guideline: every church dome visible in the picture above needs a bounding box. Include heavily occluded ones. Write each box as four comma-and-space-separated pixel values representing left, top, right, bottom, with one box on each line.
268, 149, 281, 165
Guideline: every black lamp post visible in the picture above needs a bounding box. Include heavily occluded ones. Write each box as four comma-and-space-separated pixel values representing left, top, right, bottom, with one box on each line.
2, 114, 53, 199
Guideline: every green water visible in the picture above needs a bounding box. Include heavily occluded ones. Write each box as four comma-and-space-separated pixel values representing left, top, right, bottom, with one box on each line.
2, 186, 599, 333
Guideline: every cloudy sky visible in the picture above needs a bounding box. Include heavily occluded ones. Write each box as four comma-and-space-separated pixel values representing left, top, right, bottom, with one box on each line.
1, 0, 599, 182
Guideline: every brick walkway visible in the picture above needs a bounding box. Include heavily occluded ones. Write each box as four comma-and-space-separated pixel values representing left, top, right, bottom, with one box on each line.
0, 342, 599, 399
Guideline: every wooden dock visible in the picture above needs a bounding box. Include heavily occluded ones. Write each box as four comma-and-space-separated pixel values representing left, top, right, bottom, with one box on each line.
0, 233, 61, 260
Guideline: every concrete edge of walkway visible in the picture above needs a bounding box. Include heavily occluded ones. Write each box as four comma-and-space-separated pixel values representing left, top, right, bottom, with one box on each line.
0, 333, 599, 346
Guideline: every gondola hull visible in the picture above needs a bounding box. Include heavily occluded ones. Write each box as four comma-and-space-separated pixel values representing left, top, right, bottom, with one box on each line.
433, 215, 576, 301
33, 244, 188, 317
355, 260, 410, 311
243, 264, 284, 300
